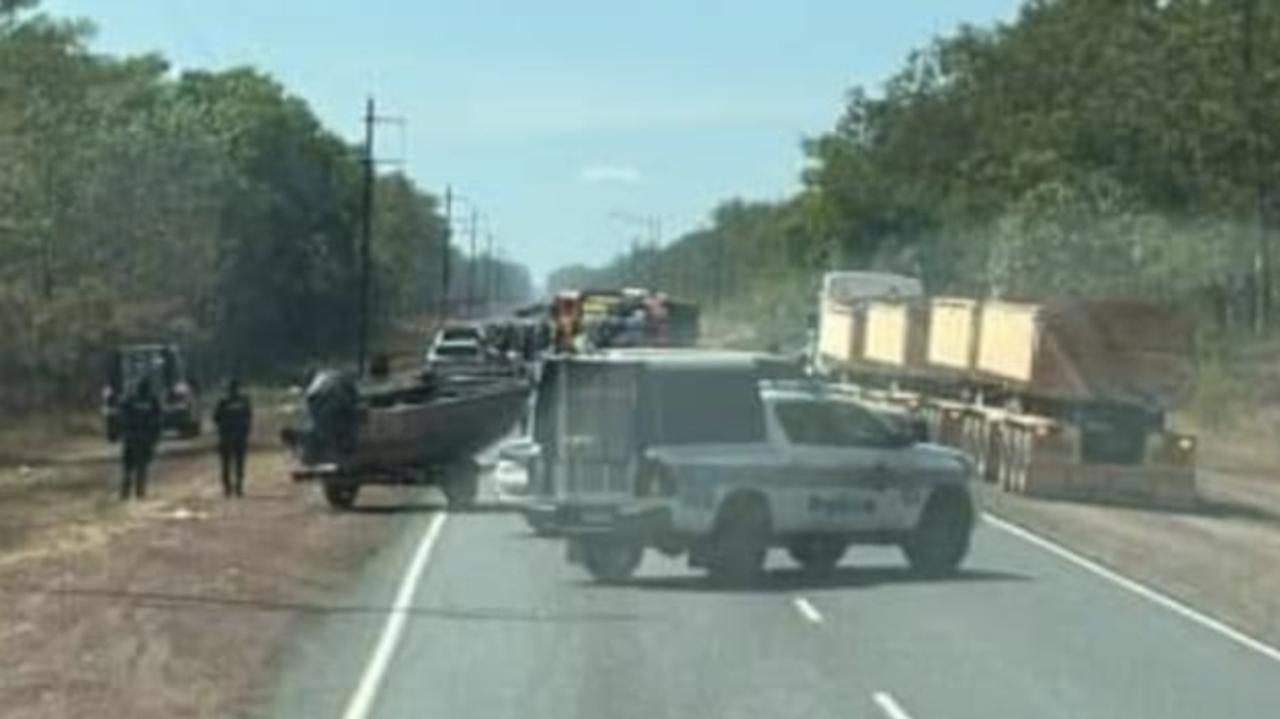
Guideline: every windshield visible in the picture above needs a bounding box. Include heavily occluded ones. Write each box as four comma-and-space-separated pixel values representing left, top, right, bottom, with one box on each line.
7, 2, 1280, 719
432, 344, 479, 359
774, 399, 896, 448
439, 328, 478, 342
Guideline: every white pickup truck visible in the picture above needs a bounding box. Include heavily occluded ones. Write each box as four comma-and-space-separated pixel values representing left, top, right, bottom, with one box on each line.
512, 351, 975, 583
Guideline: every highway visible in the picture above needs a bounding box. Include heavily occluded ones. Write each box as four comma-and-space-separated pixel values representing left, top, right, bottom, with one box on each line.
267, 481, 1280, 719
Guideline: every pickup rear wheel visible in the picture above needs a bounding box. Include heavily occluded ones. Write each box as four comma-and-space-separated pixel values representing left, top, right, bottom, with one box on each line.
322, 481, 360, 511
707, 493, 771, 584
579, 538, 643, 583
902, 487, 973, 577
788, 538, 846, 575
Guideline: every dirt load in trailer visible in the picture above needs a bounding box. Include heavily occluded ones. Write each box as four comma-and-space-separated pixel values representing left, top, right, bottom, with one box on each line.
813, 271, 1199, 510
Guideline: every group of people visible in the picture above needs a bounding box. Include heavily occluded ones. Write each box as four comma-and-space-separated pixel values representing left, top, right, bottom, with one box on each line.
116, 378, 254, 501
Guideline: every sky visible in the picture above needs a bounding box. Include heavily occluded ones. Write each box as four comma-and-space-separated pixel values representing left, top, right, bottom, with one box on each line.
45, 0, 1023, 283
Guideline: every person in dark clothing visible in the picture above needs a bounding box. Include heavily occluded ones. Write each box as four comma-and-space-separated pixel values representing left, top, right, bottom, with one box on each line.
119, 380, 162, 500
213, 378, 253, 498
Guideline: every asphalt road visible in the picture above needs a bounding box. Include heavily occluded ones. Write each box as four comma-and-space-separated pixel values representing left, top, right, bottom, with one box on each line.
267, 486, 1280, 719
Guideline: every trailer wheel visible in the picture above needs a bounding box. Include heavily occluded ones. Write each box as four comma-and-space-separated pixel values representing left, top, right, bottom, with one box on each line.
323, 481, 360, 511
1008, 427, 1031, 493
577, 537, 643, 583
787, 538, 846, 575
707, 492, 771, 584
902, 487, 973, 577
442, 460, 480, 508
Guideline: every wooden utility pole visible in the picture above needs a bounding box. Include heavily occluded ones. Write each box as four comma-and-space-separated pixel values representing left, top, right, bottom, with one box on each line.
357, 96, 375, 375
442, 185, 452, 320
468, 209, 478, 318
485, 231, 495, 310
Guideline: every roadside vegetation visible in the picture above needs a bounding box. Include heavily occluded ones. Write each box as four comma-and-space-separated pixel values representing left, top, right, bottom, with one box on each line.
0, 0, 531, 421
551, 0, 1280, 427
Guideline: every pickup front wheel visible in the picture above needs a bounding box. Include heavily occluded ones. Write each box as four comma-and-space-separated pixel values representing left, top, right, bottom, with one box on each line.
707, 493, 771, 584
902, 487, 973, 577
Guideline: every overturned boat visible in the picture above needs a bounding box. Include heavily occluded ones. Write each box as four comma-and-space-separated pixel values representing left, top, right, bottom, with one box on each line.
284, 369, 531, 510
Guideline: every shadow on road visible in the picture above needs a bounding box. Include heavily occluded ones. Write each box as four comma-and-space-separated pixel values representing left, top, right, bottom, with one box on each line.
348, 500, 524, 516
3, 438, 216, 471
602, 566, 1030, 594
1196, 496, 1280, 526
0, 584, 649, 624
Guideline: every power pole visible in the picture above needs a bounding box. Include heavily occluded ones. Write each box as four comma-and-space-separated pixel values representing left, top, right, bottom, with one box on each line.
468, 209, 478, 318
442, 185, 452, 321
357, 96, 375, 376
485, 231, 495, 311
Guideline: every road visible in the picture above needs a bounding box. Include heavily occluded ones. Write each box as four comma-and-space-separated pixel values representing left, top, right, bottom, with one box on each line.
267, 484, 1280, 719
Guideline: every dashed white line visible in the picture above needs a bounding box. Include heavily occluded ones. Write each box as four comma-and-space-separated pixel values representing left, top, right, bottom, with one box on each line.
984, 512, 1280, 665
342, 512, 448, 719
792, 596, 823, 624
873, 691, 915, 719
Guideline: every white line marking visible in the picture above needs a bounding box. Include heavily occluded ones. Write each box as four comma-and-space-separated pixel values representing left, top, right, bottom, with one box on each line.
873, 691, 914, 719
792, 596, 823, 624
342, 512, 448, 719
984, 512, 1280, 665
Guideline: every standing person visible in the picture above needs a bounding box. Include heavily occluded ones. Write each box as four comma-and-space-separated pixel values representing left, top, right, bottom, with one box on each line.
119, 380, 162, 500
213, 378, 253, 498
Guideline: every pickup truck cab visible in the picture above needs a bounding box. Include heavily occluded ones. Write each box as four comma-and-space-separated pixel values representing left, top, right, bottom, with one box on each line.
516, 350, 975, 583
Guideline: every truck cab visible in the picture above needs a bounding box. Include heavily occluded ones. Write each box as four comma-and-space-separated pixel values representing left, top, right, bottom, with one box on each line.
516, 350, 974, 583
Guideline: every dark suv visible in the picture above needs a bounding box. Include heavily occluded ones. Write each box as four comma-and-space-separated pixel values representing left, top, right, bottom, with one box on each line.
102, 344, 202, 441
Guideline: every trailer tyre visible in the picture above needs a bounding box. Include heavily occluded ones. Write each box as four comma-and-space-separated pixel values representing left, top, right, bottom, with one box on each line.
902, 487, 973, 577
323, 481, 360, 511
578, 538, 643, 583
707, 493, 771, 584
443, 460, 480, 508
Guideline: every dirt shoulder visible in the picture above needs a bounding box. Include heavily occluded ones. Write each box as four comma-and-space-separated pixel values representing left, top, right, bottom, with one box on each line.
980, 457, 1280, 651
0, 414, 418, 719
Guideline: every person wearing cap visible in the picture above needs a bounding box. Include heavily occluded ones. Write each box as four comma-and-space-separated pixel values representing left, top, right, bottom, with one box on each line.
213, 378, 253, 498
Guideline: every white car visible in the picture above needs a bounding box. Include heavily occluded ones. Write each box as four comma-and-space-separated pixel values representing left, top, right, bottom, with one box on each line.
512, 351, 975, 583
427, 338, 483, 363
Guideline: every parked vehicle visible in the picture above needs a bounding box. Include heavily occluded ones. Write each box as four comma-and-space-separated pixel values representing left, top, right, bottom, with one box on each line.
102, 344, 202, 441
812, 272, 1198, 509
426, 339, 488, 371
507, 350, 971, 583
432, 323, 485, 346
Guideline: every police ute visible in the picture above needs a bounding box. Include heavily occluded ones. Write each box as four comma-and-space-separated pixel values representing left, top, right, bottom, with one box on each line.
507, 350, 975, 583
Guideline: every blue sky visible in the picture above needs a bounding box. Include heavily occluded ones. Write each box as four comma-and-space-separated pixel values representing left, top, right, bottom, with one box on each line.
46, 1, 1022, 282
